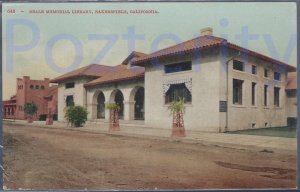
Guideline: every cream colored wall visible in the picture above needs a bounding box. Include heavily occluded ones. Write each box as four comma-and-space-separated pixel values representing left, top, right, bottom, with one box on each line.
226, 55, 288, 131
86, 79, 144, 121
144, 50, 222, 132
57, 78, 89, 121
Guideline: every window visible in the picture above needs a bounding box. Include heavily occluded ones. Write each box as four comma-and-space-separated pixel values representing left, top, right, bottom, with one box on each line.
65, 82, 75, 89
274, 72, 281, 81
274, 87, 280, 107
41, 85, 45, 90
30, 85, 34, 89
251, 65, 257, 75
164, 61, 192, 74
165, 83, 192, 104
35, 85, 39, 89
264, 69, 269, 77
66, 95, 74, 107
233, 60, 244, 71
233, 79, 243, 105
264, 85, 268, 106
251, 82, 256, 106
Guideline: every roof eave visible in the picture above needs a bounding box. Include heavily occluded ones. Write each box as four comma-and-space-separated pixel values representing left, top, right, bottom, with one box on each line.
84, 74, 144, 88
132, 44, 220, 67
50, 74, 100, 83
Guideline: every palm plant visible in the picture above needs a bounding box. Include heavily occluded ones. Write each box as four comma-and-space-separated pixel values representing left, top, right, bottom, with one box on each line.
106, 103, 120, 131
168, 98, 186, 137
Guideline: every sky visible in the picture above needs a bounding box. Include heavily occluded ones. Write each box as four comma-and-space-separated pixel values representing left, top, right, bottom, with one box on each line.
2, 2, 297, 100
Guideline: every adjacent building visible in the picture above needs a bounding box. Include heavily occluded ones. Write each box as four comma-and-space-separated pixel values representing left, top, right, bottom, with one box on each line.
286, 72, 297, 126
51, 28, 297, 132
3, 76, 58, 120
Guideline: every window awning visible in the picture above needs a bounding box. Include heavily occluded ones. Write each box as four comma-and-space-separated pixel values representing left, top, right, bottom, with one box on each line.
163, 78, 192, 95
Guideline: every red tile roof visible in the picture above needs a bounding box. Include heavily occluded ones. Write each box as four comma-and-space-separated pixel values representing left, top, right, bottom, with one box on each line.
121, 51, 148, 65
286, 72, 297, 90
133, 35, 296, 72
134, 35, 225, 64
50, 64, 114, 83
84, 65, 144, 88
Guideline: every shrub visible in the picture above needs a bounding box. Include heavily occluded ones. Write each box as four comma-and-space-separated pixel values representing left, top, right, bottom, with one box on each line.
23, 102, 38, 116
64, 106, 88, 127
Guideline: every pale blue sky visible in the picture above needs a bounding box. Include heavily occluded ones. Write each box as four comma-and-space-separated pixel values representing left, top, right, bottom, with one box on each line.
2, 2, 297, 100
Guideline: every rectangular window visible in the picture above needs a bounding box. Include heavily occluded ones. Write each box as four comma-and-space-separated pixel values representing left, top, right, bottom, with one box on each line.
233, 60, 244, 71
165, 83, 192, 104
274, 87, 280, 107
251, 82, 256, 106
164, 61, 192, 74
66, 95, 74, 107
264, 69, 269, 77
264, 85, 268, 106
274, 72, 281, 81
65, 82, 75, 89
251, 65, 257, 75
233, 79, 243, 105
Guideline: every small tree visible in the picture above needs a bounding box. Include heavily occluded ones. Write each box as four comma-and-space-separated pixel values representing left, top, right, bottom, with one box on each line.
168, 98, 186, 137
23, 102, 38, 123
64, 106, 88, 127
106, 103, 120, 132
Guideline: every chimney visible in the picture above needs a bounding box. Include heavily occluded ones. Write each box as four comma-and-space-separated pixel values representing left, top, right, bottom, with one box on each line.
201, 27, 213, 36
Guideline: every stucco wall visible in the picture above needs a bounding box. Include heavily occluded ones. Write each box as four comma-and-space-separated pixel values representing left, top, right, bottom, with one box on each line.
226, 54, 288, 131
57, 78, 89, 121
144, 50, 222, 132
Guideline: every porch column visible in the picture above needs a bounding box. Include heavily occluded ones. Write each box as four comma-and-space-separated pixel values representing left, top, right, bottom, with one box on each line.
104, 102, 110, 121
123, 101, 134, 121
90, 104, 97, 120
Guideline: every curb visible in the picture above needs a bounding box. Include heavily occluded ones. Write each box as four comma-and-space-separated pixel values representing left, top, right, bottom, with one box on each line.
3, 120, 296, 154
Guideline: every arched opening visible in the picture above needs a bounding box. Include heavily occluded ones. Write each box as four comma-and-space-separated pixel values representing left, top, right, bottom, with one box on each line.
134, 87, 144, 120
114, 90, 124, 120
97, 92, 105, 119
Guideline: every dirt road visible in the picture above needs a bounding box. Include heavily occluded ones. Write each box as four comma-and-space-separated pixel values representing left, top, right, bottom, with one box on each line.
3, 124, 297, 190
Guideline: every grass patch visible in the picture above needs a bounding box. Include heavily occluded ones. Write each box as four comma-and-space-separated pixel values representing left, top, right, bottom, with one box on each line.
227, 126, 296, 138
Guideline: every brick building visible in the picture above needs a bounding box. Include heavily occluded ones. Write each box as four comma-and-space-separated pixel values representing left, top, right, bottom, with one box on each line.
3, 76, 58, 121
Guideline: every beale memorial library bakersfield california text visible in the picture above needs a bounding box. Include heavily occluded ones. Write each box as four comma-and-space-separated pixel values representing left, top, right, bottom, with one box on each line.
3, 28, 297, 133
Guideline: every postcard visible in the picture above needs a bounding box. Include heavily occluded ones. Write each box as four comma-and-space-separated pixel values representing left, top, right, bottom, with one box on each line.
1, 1, 297, 190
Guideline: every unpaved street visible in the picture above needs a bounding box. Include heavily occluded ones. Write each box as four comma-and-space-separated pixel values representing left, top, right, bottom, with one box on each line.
3, 124, 297, 190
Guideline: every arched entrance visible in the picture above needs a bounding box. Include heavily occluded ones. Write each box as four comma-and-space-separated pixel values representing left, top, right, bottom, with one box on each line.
113, 90, 124, 120
97, 92, 105, 119
134, 87, 144, 120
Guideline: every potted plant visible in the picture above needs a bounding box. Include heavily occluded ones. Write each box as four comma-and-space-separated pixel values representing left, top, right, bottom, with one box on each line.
23, 102, 38, 123
106, 103, 120, 132
64, 106, 88, 127
168, 98, 186, 137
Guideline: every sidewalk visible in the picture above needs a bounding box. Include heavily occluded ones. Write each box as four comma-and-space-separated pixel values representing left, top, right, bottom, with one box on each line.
3, 119, 297, 152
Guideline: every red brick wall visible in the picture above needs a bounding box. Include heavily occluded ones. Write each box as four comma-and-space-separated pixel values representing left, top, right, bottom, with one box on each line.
8, 76, 57, 120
